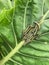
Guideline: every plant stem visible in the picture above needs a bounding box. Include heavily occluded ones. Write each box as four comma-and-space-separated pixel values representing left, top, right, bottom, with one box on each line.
23, 0, 31, 30
0, 40, 25, 65
39, 10, 49, 25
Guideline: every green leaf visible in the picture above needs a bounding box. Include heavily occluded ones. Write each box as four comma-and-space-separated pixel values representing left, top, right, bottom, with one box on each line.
0, 0, 49, 65
0, 0, 12, 9
14, 0, 42, 39
44, 0, 49, 9
0, 8, 15, 43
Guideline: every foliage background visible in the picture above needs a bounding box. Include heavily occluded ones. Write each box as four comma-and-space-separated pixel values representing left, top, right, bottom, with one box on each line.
0, 0, 49, 65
